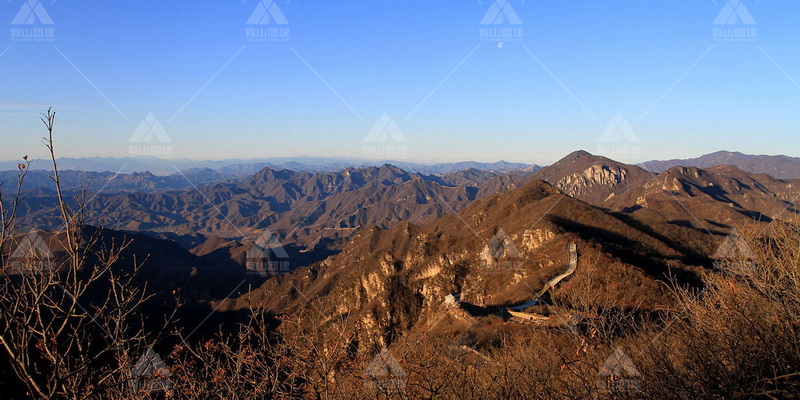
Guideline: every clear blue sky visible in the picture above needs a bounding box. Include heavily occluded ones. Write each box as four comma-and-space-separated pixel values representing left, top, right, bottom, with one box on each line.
0, 0, 798, 164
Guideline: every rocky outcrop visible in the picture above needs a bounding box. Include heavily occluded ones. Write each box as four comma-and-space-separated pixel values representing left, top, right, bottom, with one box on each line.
554, 165, 629, 197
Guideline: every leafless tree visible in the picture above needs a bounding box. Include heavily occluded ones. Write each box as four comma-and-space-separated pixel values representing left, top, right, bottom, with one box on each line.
0, 108, 166, 399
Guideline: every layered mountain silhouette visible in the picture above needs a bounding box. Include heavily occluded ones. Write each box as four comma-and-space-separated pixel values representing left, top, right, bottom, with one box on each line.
641, 150, 800, 179
0, 169, 241, 195
9, 165, 532, 257
0, 157, 535, 176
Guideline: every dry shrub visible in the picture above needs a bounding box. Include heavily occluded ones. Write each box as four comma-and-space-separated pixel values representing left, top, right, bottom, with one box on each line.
634, 223, 800, 399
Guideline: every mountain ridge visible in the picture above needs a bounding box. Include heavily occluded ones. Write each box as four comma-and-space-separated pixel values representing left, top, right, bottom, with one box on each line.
0, 156, 538, 176
641, 150, 800, 179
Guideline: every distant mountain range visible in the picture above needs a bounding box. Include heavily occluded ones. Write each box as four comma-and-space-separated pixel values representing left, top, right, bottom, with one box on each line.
0, 156, 537, 176
9, 150, 799, 262
9, 165, 535, 257
5, 150, 798, 182
0, 168, 241, 195
0, 158, 537, 195
640, 150, 800, 179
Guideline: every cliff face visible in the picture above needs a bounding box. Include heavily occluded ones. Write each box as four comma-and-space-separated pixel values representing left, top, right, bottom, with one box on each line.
553, 164, 630, 198
531, 151, 652, 206
531, 152, 800, 232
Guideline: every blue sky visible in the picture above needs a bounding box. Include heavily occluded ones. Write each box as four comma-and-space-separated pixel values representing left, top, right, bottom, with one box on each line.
0, 0, 798, 165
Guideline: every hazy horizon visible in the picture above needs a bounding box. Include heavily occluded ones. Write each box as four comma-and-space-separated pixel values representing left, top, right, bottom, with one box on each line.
2, 149, 798, 173
2, 0, 798, 165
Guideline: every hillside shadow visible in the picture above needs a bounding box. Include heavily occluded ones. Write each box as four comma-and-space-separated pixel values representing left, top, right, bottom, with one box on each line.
612, 213, 716, 265
548, 216, 702, 286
